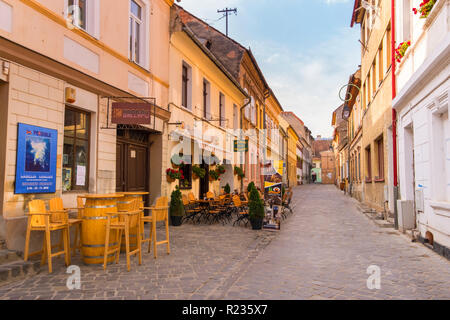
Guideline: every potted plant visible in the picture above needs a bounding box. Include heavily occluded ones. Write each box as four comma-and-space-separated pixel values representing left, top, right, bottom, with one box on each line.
234, 166, 245, 180
216, 164, 226, 175
166, 168, 182, 182
248, 186, 265, 230
192, 166, 206, 179
413, 0, 436, 19
395, 41, 411, 63
169, 186, 184, 226
247, 181, 256, 193
209, 170, 220, 181
224, 183, 231, 194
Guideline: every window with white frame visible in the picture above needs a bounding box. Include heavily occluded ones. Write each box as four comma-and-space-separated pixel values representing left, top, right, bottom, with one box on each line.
67, 0, 99, 38
219, 93, 226, 127
181, 62, 192, 110
129, 0, 148, 67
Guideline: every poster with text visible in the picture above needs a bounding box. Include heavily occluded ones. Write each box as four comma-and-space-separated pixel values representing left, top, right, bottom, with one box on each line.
263, 160, 284, 231
15, 123, 58, 194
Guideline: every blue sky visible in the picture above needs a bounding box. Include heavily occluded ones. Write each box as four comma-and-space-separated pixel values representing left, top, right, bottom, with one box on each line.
178, 0, 360, 138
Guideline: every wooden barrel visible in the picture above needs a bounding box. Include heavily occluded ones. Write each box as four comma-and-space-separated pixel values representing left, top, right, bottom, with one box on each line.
117, 192, 148, 253
81, 194, 123, 265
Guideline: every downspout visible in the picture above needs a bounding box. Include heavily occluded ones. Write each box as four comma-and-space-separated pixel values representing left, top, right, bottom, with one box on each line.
391, 0, 399, 229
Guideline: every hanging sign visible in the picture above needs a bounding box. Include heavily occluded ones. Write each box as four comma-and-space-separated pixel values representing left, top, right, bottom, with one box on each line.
111, 102, 152, 124
15, 123, 58, 194
234, 139, 248, 152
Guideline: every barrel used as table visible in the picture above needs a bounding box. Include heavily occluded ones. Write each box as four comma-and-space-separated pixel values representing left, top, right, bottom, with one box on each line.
80, 194, 124, 265
116, 192, 149, 253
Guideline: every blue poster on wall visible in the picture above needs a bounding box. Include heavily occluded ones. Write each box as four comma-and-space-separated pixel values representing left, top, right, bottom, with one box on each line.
15, 123, 58, 194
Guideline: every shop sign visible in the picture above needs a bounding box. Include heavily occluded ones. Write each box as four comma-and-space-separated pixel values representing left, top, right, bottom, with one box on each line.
15, 123, 57, 194
111, 102, 152, 124
233, 139, 248, 152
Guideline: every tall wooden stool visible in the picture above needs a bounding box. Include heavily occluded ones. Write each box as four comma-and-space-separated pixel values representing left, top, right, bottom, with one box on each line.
140, 196, 170, 258
49, 197, 83, 257
104, 198, 142, 271
24, 200, 71, 273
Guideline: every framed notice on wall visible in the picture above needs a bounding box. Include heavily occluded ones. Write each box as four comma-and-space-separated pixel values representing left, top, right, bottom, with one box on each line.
15, 123, 58, 194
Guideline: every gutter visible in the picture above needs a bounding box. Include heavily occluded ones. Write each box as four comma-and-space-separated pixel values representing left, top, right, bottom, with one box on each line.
391, 0, 399, 230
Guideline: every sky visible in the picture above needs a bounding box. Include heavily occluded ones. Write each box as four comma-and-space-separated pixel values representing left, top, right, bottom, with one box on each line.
177, 0, 360, 139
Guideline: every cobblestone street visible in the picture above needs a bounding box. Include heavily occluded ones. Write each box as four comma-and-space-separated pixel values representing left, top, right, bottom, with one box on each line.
0, 185, 449, 300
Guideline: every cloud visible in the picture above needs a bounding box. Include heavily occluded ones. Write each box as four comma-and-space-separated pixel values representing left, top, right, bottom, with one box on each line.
323, 0, 350, 3
248, 28, 360, 137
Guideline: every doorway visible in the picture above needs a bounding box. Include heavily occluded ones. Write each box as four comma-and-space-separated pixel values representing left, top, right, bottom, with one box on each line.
116, 129, 149, 199
199, 161, 209, 199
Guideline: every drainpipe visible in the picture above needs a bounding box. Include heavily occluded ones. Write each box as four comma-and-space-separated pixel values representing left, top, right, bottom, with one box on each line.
240, 98, 251, 192
391, 0, 399, 230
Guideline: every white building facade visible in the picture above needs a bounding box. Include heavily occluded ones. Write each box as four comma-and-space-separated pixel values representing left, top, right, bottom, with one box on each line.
394, 0, 450, 256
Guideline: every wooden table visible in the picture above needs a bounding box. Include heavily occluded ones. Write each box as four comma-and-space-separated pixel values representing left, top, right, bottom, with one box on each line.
79, 194, 124, 265
116, 192, 149, 252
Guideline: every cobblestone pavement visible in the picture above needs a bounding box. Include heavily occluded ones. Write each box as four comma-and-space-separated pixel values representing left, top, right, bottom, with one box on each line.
0, 185, 449, 300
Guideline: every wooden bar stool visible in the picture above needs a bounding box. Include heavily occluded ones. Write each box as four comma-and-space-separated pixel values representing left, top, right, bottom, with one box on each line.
49, 197, 83, 257
24, 199, 71, 273
140, 196, 170, 258
104, 198, 142, 271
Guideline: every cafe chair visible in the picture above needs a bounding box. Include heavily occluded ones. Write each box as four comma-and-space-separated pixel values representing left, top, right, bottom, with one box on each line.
140, 197, 170, 259
182, 196, 202, 224
104, 199, 142, 272
24, 199, 71, 273
206, 191, 215, 199
49, 197, 83, 257
232, 196, 249, 227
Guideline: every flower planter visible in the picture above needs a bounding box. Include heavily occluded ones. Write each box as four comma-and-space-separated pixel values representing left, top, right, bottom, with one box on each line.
250, 218, 263, 230
193, 172, 199, 179
170, 215, 183, 226
167, 176, 175, 183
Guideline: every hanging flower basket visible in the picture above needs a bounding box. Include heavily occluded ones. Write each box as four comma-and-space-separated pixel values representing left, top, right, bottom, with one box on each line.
234, 166, 245, 180
192, 166, 206, 180
413, 0, 436, 19
395, 41, 411, 63
166, 168, 182, 182
209, 170, 220, 181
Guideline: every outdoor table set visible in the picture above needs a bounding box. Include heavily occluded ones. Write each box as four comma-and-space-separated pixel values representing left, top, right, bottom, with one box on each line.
23, 192, 170, 273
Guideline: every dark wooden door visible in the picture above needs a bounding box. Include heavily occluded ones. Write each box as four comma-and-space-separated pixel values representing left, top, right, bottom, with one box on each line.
116, 130, 149, 194
199, 162, 209, 199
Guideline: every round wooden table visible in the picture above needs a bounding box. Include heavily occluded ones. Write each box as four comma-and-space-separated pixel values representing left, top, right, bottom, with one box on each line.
79, 194, 124, 265
116, 192, 149, 252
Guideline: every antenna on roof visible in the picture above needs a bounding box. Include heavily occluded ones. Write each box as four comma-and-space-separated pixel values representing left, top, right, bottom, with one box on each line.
217, 7, 237, 36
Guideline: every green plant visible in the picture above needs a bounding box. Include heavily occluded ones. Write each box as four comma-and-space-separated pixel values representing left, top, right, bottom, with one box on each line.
224, 183, 231, 194
166, 168, 183, 180
247, 181, 256, 192
282, 185, 286, 197
209, 170, 220, 181
248, 187, 265, 220
234, 166, 245, 178
395, 41, 411, 63
169, 186, 185, 217
192, 166, 206, 179
216, 164, 226, 174
413, 0, 436, 19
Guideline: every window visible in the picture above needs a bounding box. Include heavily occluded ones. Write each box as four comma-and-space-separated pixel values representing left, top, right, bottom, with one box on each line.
378, 44, 383, 84
358, 152, 361, 182
129, 0, 148, 67
233, 104, 238, 129
402, 0, 411, 42
219, 92, 225, 127
376, 136, 384, 180
203, 79, 210, 119
386, 27, 392, 68
181, 63, 192, 110
68, 0, 87, 30
372, 63, 376, 95
365, 145, 372, 181
179, 162, 192, 190
63, 107, 90, 191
